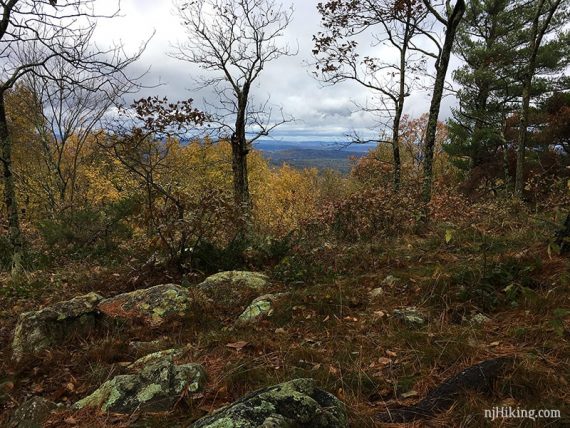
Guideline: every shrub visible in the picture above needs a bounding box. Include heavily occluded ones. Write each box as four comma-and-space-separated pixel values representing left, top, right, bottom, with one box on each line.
38, 196, 138, 259
306, 185, 423, 242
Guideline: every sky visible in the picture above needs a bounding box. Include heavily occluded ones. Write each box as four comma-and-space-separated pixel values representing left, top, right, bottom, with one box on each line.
95, 0, 458, 145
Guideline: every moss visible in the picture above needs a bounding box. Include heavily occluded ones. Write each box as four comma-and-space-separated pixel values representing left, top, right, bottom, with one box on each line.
74, 376, 129, 411
136, 383, 163, 403
238, 300, 272, 323
192, 378, 347, 428
200, 271, 269, 291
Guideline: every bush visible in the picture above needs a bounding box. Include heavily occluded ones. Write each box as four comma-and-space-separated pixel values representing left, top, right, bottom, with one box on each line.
306, 185, 423, 242
38, 196, 138, 259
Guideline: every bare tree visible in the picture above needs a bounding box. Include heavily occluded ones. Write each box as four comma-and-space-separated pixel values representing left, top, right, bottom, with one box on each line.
420, 0, 465, 209
172, 0, 295, 235
314, 0, 430, 191
20, 51, 137, 215
0, 0, 145, 272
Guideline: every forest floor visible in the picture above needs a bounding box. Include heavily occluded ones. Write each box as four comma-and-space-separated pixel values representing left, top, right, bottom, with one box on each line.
0, 209, 569, 427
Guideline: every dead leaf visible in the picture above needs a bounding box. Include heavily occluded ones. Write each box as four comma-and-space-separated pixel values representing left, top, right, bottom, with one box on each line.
489, 341, 500, 347
378, 357, 392, 366
386, 350, 397, 357
64, 416, 78, 425
401, 390, 418, 398
226, 341, 249, 351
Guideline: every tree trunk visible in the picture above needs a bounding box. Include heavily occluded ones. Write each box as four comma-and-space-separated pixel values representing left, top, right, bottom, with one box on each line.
0, 92, 24, 273
514, 0, 562, 196
515, 78, 531, 195
422, 0, 466, 212
232, 94, 251, 236
392, 102, 403, 192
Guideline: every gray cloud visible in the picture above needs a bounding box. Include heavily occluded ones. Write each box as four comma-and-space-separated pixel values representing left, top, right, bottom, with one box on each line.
96, 0, 457, 142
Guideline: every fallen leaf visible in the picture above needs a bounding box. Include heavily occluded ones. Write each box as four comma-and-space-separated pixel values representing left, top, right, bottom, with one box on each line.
489, 341, 500, 347
226, 341, 249, 351
386, 350, 397, 357
401, 390, 418, 398
378, 357, 392, 366
64, 416, 77, 425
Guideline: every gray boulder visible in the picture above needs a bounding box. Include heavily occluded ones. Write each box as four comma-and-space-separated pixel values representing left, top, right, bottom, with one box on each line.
197, 271, 269, 310
191, 378, 347, 428
98, 284, 193, 326
12, 292, 103, 361
393, 307, 426, 326
74, 353, 205, 413
8, 396, 58, 428
236, 294, 285, 324
368, 287, 384, 299
469, 313, 491, 325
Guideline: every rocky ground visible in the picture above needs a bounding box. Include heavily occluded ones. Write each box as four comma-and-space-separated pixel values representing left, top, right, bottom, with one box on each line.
1, 224, 569, 427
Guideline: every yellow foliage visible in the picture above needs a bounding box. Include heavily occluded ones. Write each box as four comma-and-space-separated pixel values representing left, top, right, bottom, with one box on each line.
253, 163, 320, 237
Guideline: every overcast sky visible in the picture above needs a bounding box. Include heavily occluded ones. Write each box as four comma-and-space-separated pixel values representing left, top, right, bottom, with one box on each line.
96, 0, 457, 144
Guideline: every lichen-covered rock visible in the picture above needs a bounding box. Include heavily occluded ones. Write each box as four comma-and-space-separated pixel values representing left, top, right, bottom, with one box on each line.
8, 396, 58, 428
98, 284, 192, 326
190, 378, 348, 428
128, 338, 169, 355
197, 271, 270, 310
382, 275, 398, 288
12, 292, 103, 361
128, 347, 187, 372
469, 313, 491, 325
393, 307, 426, 326
74, 354, 205, 413
236, 294, 284, 324
368, 287, 384, 299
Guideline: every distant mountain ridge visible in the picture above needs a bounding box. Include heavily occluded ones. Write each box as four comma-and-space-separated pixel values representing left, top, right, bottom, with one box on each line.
254, 140, 374, 172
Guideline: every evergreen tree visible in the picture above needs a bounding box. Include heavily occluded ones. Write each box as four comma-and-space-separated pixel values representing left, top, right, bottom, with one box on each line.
446, 0, 569, 189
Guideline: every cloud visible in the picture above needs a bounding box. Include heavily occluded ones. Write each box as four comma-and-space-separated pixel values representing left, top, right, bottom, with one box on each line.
94, 0, 458, 142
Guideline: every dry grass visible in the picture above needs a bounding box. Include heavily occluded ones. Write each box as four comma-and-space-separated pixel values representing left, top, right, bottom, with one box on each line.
1, 203, 569, 427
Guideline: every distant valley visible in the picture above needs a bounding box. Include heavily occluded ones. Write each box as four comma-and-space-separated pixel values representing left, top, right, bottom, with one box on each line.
254, 140, 374, 173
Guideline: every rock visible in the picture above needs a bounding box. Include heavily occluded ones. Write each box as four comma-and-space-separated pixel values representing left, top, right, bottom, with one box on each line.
191, 378, 348, 428
555, 213, 569, 254
368, 287, 384, 299
376, 357, 513, 423
12, 292, 103, 362
382, 275, 398, 288
8, 396, 58, 428
197, 271, 269, 310
236, 294, 284, 324
74, 353, 206, 413
128, 338, 169, 355
469, 313, 491, 325
98, 284, 193, 326
393, 307, 426, 326
127, 347, 187, 372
